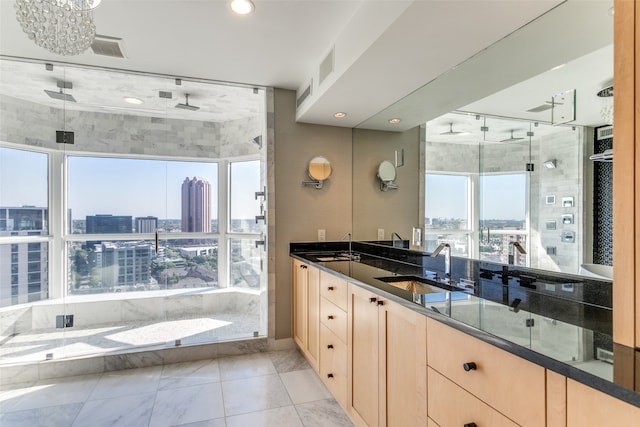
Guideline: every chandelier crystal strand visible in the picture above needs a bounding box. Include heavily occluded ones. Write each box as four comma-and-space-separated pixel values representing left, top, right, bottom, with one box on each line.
14, 0, 99, 56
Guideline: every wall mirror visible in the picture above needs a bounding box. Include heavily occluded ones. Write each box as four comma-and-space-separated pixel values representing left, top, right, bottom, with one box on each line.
377, 160, 398, 191
352, 0, 613, 279
304, 156, 332, 189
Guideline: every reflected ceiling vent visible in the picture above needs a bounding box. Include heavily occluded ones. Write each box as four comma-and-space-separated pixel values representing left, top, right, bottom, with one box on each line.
44, 80, 76, 102
526, 102, 553, 113
319, 47, 335, 86
159, 91, 173, 99
296, 79, 312, 109
90, 35, 126, 58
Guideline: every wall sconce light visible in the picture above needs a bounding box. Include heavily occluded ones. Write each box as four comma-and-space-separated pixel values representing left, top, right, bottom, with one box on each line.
543, 159, 557, 169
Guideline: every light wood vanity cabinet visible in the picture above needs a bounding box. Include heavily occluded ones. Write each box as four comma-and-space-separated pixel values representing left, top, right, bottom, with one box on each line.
292, 257, 640, 427
426, 318, 546, 427
292, 259, 320, 371
318, 270, 349, 408
347, 283, 427, 427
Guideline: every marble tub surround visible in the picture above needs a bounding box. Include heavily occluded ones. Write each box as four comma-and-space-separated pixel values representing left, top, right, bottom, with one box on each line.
0, 349, 353, 427
0, 288, 262, 368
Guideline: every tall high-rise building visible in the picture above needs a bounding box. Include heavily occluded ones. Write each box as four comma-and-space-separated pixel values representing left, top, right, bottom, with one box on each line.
181, 177, 211, 232
0, 206, 48, 307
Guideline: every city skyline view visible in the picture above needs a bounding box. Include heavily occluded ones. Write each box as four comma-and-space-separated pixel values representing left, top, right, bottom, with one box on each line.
1, 148, 262, 224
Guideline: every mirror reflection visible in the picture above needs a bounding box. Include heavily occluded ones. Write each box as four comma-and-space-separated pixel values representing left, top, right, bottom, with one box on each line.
352, 1, 613, 278
308, 156, 332, 181
304, 156, 332, 189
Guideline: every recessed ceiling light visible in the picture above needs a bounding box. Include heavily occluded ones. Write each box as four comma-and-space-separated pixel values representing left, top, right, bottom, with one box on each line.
388, 118, 401, 124
124, 97, 143, 105
230, 0, 255, 15
334, 112, 347, 118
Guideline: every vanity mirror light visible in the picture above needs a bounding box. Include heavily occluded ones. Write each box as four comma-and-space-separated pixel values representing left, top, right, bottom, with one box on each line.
377, 160, 398, 191
303, 156, 332, 189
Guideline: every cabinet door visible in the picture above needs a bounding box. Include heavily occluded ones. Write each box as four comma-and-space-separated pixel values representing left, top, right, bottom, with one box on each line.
380, 299, 427, 427
348, 283, 380, 427
567, 379, 640, 425
293, 260, 308, 350
307, 264, 320, 370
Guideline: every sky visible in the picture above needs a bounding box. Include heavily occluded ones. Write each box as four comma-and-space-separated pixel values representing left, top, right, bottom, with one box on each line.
425, 173, 526, 220
0, 147, 261, 221
2, 146, 526, 223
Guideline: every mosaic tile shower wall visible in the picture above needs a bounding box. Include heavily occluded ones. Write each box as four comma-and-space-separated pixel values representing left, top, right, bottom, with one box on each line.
593, 131, 613, 266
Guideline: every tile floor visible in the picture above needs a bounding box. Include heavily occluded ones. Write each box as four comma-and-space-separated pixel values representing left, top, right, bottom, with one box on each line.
0, 349, 353, 427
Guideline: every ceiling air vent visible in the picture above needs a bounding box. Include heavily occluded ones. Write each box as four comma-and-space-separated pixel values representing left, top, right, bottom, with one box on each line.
319, 47, 335, 86
296, 80, 312, 109
90, 35, 126, 58
597, 125, 613, 140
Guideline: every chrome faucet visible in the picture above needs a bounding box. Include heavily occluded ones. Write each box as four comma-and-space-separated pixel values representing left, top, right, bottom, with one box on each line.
430, 242, 451, 282
340, 232, 353, 257
508, 241, 526, 265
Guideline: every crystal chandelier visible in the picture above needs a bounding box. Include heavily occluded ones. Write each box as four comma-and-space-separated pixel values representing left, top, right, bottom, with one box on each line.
14, 0, 101, 56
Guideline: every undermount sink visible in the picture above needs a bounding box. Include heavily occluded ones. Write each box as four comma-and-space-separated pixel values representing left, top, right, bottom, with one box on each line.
315, 255, 351, 262
376, 276, 447, 295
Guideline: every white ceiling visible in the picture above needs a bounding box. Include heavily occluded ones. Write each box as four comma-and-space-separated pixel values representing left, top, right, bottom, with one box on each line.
0, 0, 613, 130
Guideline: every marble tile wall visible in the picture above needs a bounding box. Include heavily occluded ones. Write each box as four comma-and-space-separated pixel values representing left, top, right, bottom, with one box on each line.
0, 95, 261, 160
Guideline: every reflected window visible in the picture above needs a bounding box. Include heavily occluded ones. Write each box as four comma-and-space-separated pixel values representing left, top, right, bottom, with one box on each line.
425, 174, 469, 231
479, 173, 527, 266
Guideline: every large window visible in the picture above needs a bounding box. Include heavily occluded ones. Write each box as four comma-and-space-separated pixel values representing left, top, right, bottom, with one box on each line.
68, 157, 219, 234
0, 146, 49, 306
229, 160, 261, 234
66, 156, 226, 295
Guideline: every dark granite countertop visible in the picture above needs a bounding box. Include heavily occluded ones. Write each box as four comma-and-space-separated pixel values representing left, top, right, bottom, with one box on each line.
290, 241, 640, 409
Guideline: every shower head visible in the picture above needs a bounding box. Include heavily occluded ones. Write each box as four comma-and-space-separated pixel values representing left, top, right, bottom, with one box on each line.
45, 80, 76, 102
175, 94, 199, 111
44, 89, 76, 102
500, 130, 524, 142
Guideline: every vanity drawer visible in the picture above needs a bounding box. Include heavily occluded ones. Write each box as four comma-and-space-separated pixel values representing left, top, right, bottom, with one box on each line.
320, 271, 348, 312
426, 318, 545, 427
320, 297, 347, 343
427, 367, 518, 427
320, 324, 347, 408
